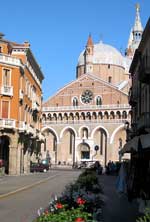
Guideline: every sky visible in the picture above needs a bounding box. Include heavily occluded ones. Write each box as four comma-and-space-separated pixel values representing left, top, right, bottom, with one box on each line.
0, 0, 150, 101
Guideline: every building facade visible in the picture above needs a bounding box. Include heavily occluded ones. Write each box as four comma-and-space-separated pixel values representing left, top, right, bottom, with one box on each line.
120, 17, 150, 206
42, 5, 143, 167
0, 33, 44, 175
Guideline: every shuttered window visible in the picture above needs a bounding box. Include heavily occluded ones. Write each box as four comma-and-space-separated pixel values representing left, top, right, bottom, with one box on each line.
3, 69, 11, 86
2, 101, 9, 118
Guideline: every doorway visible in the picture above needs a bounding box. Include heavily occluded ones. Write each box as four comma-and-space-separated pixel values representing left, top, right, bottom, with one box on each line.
0, 136, 10, 174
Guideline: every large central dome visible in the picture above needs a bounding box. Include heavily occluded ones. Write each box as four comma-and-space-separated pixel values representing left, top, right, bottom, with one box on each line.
78, 41, 125, 67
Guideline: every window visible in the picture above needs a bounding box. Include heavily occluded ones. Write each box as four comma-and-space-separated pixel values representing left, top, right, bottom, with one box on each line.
0, 46, 2, 53
100, 131, 103, 155
2, 101, 9, 118
53, 137, 57, 151
82, 128, 88, 139
3, 69, 11, 86
119, 138, 122, 150
96, 96, 102, 106
108, 76, 112, 83
73, 97, 78, 107
108, 64, 110, 69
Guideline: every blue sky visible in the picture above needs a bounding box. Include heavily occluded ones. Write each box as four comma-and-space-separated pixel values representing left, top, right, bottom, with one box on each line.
0, 0, 149, 101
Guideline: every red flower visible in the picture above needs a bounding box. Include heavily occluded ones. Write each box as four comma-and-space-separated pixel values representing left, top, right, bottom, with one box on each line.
77, 197, 86, 205
56, 203, 63, 209
75, 217, 85, 222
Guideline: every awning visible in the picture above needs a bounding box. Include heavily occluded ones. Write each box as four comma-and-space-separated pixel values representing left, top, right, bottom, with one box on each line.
120, 136, 139, 154
140, 134, 150, 149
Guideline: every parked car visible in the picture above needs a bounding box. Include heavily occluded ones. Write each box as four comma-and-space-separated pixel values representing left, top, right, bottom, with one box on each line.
77, 160, 96, 169
30, 162, 49, 173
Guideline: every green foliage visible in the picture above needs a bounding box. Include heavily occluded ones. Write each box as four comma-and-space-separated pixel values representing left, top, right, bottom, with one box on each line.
36, 206, 93, 222
34, 168, 103, 222
136, 208, 150, 222
76, 169, 103, 193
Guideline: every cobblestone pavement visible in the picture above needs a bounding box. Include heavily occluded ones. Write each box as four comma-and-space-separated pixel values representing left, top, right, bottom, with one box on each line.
100, 175, 139, 222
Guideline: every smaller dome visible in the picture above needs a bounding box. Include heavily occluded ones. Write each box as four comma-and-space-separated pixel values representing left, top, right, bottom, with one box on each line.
78, 41, 125, 68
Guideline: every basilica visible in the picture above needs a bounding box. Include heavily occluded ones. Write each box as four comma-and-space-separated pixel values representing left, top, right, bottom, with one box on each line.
41, 5, 143, 167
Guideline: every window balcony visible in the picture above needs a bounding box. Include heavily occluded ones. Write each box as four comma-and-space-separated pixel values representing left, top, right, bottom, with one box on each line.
137, 112, 150, 132
0, 118, 16, 128
139, 55, 150, 83
128, 87, 138, 106
1, 85, 13, 96
26, 124, 36, 138
19, 89, 24, 100
0, 54, 23, 67
32, 101, 40, 112
18, 121, 27, 132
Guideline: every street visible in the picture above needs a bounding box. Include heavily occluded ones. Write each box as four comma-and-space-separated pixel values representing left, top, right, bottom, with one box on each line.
0, 169, 81, 222
0, 170, 140, 222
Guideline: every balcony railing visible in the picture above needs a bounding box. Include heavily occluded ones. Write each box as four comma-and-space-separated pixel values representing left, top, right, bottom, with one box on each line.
42, 104, 131, 112
42, 118, 128, 126
0, 119, 16, 128
26, 124, 36, 137
19, 89, 24, 100
0, 54, 23, 67
139, 55, 150, 83
128, 87, 138, 106
137, 112, 150, 131
32, 101, 40, 112
1, 86, 13, 96
18, 121, 27, 131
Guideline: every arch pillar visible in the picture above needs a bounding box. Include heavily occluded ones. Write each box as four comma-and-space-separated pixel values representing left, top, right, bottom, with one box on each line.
23, 150, 30, 174
9, 146, 17, 175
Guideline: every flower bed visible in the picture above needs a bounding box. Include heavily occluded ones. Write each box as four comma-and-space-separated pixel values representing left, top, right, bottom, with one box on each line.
34, 169, 103, 222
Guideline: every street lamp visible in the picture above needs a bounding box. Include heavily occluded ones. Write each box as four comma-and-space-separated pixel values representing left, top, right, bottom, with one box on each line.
124, 121, 130, 142
92, 145, 99, 161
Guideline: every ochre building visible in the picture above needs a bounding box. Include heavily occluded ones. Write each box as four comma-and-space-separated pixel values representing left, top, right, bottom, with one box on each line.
42, 5, 143, 167
0, 33, 44, 175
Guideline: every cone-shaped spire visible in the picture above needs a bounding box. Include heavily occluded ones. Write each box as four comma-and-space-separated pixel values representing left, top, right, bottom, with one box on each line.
86, 34, 93, 47
133, 3, 143, 32
126, 3, 143, 58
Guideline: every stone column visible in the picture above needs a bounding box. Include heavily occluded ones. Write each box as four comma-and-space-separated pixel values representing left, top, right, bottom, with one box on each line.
9, 133, 19, 175
16, 145, 21, 175
23, 150, 31, 174
9, 146, 17, 175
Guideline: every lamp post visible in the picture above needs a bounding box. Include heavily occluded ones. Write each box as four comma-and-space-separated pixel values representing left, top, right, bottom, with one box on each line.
124, 121, 130, 142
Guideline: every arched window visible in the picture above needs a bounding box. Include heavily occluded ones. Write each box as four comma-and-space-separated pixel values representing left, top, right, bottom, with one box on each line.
82, 128, 88, 139
108, 76, 112, 83
118, 138, 122, 150
122, 111, 127, 119
96, 96, 102, 106
73, 97, 78, 107
70, 131, 75, 154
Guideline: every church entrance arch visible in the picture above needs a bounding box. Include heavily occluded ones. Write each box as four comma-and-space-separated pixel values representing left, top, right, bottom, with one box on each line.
42, 128, 58, 164
60, 128, 75, 165
0, 135, 10, 174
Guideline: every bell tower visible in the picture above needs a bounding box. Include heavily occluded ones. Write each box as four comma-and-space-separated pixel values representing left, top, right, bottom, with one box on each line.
84, 34, 94, 74
126, 3, 143, 58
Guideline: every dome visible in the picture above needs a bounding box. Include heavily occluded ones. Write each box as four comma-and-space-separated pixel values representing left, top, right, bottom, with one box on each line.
78, 41, 125, 68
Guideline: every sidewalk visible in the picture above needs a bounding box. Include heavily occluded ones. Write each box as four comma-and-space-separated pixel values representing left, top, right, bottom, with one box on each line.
100, 175, 139, 222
